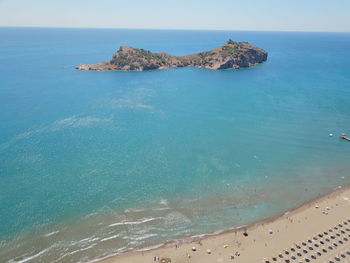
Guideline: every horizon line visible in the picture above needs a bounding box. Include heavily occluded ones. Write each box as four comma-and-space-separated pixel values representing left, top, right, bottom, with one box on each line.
1, 25, 350, 34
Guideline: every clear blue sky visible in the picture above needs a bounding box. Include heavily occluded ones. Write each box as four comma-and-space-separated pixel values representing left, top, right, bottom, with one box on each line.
0, 0, 349, 32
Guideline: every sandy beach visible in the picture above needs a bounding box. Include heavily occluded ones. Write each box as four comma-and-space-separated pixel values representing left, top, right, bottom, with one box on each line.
100, 186, 350, 263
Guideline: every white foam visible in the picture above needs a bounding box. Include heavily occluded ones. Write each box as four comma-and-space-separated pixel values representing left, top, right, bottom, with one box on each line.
108, 217, 162, 227
84, 247, 128, 263
136, 243, 164, 252
43, 230, 59, 237
100, 234, 121, 242
70, 236, 100, 246
159, 199, 168, 206
65, 243, 98, 257
132, 233, 157, 241
124, 208, 145, 213
10, 245, 54, 263
152, 207, 171, 211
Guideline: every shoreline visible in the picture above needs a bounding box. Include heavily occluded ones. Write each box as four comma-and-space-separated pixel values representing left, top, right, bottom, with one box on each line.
96, 184, 350, 263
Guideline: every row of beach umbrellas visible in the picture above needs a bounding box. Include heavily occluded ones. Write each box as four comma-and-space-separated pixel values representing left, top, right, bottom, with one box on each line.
263, 219, 350, 263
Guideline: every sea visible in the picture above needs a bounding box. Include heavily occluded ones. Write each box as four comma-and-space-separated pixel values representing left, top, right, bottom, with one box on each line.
0, 27, 350, 263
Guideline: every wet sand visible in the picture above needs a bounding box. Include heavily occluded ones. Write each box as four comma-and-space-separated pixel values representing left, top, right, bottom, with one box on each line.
99, 186, 350, 263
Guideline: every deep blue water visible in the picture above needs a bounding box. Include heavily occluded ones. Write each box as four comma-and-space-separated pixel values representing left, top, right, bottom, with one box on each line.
0, 27, 350, 262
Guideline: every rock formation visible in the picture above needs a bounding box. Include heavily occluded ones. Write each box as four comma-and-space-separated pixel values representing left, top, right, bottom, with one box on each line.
76, 40, 268, 71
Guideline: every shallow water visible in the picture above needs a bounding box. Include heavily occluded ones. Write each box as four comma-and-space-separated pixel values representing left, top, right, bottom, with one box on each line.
0, 28, 350, 262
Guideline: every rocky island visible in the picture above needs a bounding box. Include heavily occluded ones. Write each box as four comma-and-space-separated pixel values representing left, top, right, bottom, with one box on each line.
76, 40, 268, 71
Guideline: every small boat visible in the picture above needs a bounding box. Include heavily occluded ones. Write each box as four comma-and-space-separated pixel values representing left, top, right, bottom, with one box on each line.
340, 133, 350, 141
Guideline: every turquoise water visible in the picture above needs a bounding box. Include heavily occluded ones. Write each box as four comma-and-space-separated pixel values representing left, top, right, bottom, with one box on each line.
0, 28, 350, 262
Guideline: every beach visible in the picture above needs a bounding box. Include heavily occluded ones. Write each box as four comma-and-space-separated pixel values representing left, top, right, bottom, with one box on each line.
101, 186, 350, 263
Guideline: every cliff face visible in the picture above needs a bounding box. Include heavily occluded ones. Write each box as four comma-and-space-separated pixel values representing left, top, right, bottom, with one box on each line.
76, 40, 268, 71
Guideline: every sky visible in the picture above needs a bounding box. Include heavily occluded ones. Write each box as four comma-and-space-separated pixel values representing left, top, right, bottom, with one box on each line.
0, 0, 349, 32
